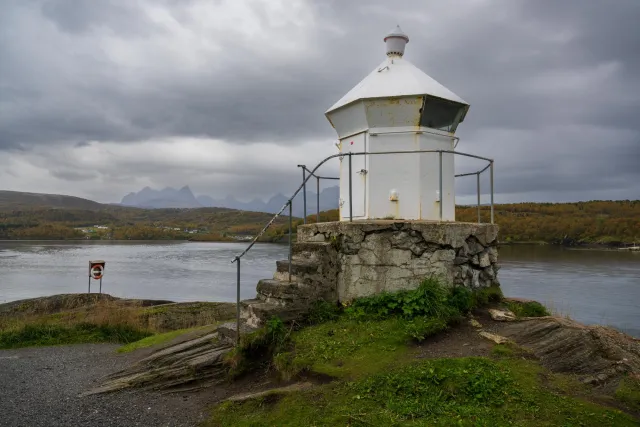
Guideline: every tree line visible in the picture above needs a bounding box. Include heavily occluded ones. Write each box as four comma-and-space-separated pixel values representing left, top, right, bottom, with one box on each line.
1, 201, 638, 245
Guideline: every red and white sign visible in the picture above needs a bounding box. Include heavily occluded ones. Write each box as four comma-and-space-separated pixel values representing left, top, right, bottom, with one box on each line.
89, 260, 106, 280
90, 265, 103, 280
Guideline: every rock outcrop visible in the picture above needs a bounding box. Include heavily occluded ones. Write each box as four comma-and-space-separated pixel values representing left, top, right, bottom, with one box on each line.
501, 317, 640, 384
90, 240, 338, 393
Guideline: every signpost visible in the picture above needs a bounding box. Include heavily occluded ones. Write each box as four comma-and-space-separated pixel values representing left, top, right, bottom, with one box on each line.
88, 260, 106, 294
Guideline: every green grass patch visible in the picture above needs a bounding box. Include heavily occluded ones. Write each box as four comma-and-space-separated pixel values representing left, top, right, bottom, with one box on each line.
274, 317, 419, 380
117, 326, 204, 353
506, 300, 551, 317
0, 323, 151, 349
249, 279, 510, 382
491, 343, 516, 358
208, 357, 636, 426
344, 277, 469, 320
473, 285, 504, 306
208, 277, 638, 426
616, 375, 640, 412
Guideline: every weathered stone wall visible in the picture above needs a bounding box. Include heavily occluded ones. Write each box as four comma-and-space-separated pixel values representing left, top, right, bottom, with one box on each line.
297, 221, 500, 302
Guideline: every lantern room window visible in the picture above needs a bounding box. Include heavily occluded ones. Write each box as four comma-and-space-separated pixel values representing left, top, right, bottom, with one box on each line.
420, 96, 466, 133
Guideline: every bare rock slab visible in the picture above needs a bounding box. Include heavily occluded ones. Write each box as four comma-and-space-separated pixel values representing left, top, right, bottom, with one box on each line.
488, 308, 517, 322
225, 382, 314, 403
501, 317, 640, 384
478, 331, 511, 344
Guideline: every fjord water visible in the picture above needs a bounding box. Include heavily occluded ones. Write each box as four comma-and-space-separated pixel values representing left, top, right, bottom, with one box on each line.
0, 241, 638, 337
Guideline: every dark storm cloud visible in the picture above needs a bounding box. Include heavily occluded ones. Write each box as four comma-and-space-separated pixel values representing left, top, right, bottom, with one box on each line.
49, 169, 98, 181
0, 0, 639, 201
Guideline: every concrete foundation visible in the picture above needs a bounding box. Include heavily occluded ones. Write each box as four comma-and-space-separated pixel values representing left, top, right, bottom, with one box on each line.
297, 221, 500, 302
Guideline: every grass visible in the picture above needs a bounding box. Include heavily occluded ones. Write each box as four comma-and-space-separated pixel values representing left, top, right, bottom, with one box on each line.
274, 317, 416, 380
0, 323, 151, 349
0, 295, 234, 350
208, 356, 637, 426
505, 300, 551, 317
117, 326, 206, 353
241, 279, 466, 381
616, 375, 640, 412
208, 280, 637, 426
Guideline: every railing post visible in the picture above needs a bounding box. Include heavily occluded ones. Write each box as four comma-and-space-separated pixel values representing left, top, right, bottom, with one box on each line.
490, 161, 495, 224
301, 166, 307, 224
348, 153, 353, 222
477, 172, 481, 224
288, 201, 292, 282
316, 176, 320, 223
439, 151, 443, 221
235, 256, 240, 347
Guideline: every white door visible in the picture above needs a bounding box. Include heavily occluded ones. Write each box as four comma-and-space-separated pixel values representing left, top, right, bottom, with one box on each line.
339, 132, 366, 219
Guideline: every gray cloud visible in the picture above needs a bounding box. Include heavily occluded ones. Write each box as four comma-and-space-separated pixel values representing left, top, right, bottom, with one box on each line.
0, 0, 638, 203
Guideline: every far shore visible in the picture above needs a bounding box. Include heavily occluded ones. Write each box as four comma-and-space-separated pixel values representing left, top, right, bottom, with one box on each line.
1, 238, 636, 251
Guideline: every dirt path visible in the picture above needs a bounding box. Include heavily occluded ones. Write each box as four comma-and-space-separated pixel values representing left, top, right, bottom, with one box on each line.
0, 344, 215, 427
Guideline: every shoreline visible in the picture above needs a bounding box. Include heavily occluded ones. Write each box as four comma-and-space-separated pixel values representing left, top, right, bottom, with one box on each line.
1, 292, 638, 339
2, 238, 636, 251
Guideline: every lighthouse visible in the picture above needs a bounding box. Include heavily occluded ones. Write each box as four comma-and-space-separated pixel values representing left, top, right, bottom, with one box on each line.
326, 26, 470, 222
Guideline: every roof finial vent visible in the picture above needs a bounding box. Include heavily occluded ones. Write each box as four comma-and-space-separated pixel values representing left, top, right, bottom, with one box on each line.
384, 25, 409, 57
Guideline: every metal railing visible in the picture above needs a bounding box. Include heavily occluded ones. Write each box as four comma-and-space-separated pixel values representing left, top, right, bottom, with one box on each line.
230, 149, 495, 344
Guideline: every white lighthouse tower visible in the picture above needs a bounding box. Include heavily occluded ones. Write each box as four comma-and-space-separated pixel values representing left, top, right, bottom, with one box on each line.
326, 26, 470, 221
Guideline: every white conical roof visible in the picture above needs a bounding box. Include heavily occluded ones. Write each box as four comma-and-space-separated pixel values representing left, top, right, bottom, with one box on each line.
326, 27, 468, 114
326, 57, 468, 113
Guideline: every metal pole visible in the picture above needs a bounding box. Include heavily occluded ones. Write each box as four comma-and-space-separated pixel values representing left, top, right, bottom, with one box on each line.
348, 153, 353, 222
477, 172, 481, 224
439, 151, 443, 221
88, 276, 91, 294
288, 201, 292, 282
235, 257, 240, 346
316, 176, 320, 223
99, 277, 102, 294
490, 161, 495, 224
301, 166, 307, 224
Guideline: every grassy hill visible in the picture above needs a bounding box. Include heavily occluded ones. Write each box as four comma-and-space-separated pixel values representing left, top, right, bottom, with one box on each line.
0, 190, 638, 245
0, 190, 107, 211
457, 200, 640, 246
0, 191, 291, 241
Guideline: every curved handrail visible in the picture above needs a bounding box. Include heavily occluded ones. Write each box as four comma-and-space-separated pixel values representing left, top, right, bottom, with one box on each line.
229, 147, 494, 346
232, 149, 493, 263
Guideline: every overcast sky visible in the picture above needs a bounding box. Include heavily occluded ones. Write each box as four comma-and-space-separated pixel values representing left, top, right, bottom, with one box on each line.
1, 0, 639, 204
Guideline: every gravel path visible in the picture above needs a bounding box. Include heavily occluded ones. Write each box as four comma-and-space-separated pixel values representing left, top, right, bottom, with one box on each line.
0, 344, 213, 427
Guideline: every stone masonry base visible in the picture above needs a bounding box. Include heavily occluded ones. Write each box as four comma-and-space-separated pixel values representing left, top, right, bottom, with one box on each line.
297, 221, 500, 302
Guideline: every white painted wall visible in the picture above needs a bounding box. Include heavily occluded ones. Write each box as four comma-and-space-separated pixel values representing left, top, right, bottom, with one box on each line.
419, 133, 456, 221
367, 132, 420, 219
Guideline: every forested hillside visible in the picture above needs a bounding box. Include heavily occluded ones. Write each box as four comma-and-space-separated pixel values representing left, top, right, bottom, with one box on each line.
0, 200, 638, 245
457, 200, 639, 245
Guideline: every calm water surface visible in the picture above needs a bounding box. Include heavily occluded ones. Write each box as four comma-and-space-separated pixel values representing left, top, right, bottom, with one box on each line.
0, 241, 638, 337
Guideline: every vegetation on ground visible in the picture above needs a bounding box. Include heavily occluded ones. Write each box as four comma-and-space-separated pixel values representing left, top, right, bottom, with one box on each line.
505, 300, 551, 317
616, 375, 640, 412
0, 205, 290, 241
209, 279, 638, 426
210, 357, 637, 426
116, 326, 208, 353
0, 323, 151, 349
0, 295, 234, 350
457, 200, 640, 246
2, 199, 639, 245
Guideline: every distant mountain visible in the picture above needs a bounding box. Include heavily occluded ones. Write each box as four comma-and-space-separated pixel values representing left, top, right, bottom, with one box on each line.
121, 185, 340, 217
0, 190, 106, 211
120, 186, 201, 209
